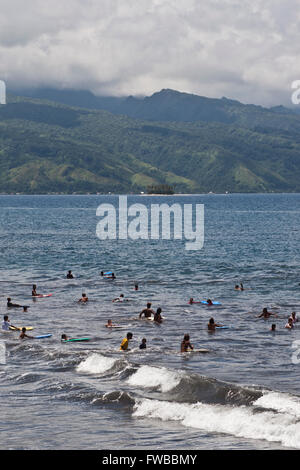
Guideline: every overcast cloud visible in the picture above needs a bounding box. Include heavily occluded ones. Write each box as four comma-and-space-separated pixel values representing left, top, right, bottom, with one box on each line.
0, 0, 300, 106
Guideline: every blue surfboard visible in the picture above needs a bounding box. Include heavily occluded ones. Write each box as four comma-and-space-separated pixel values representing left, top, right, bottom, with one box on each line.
34, 334, 52, 339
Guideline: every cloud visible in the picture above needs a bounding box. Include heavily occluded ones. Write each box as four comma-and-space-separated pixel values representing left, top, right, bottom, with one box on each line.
0, 0, 300, 105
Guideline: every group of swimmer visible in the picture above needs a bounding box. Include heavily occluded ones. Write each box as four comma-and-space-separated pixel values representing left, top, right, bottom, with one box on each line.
2, 272, 299, 350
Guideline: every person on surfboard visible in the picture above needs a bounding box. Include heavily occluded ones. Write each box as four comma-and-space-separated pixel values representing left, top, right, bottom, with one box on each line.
19, 327, 33, 340
234, 283, 244, 291
2, 315, 17, 331
112, 294, 129, 303
32, 285, 40, 297
181, 334, 193, 352
7, 298, 29, 312
208, 318, 223, 331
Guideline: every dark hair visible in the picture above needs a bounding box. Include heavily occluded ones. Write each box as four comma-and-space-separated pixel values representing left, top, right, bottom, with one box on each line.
183, 334, 190, 341
147, 303, 151, 308
127, 332, 133, 339
4, 315, 8, 321
156, 307, 162, 314
209, 318, 214, 324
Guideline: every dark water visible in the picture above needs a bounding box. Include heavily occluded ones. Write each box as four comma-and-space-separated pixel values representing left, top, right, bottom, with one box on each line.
0, 194, 300, 450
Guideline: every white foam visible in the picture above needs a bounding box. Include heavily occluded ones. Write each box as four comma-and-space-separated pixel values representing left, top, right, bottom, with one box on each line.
254, 391, 300, 419
76, 354, 117, 374
133, 399, 300, 449
127, 365, 180, 392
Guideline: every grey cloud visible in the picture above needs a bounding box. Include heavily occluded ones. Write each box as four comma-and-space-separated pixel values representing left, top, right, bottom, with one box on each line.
0, 0, 299, 105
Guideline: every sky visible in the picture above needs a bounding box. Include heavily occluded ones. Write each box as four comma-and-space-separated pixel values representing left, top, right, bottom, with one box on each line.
1, 0, 300, 106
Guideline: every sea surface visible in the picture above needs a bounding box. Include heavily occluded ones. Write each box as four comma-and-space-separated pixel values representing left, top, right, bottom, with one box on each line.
0, 193, 300, 450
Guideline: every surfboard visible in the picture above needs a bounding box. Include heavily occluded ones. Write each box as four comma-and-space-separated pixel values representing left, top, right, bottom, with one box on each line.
215, 326, 230, 329
34, 334, 52, 339
182, 348, 210, 354
201, 301, 221, 305
33, 294, 53, 298
62, 337, 90, 342
9, 326, 34, 331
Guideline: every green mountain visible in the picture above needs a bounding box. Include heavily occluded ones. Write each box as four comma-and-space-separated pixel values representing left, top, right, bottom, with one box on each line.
1, 91, 300, 193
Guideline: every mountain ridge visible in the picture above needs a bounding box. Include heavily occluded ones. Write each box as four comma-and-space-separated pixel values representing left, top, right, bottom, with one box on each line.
0, 91, 300, 194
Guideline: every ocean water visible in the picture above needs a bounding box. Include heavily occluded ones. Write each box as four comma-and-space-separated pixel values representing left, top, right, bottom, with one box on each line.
0, 193, 300, 450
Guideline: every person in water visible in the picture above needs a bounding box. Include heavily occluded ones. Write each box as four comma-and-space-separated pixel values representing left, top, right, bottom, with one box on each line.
120, 332, 133, 351
139, 338, 147, 349
234, 283, 244, 291
66, 270, 74, 279
289, 312, 298, 324
19, 327, 33, 340
61, 334, 69, 341
206, 299, 213, 306
105, 319, 118, 328
139, 303, 155, 319
285, 318, 294, 329
207, 317, 223, 331
2, 315, 17, 331
153, 307, 163, 323
270, 324, 276, 332
78, 293, 88, 303
181, 334, 193, 352
134, 284, 139, 291
112, 294, 128, 303
7, 298, 28, 312
257, 308, 277, 319
32, 284, 39, 296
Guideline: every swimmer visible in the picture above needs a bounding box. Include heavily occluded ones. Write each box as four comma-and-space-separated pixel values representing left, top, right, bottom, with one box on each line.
7, 298, 29, 312
289, 312, 298, 324
112, 294, 128, 303
78, 293, 88, 303
234, 283, 244, 291
153, 307, 163, 323
285, 318, 294, 329
139, 338, 147, 350
206, 299, 213, 306
134, 284, 139, 291
181, 334, 193, 352
120, 332, 133, 351
208, 317, 223, 331
19, 327, 33, 340
257, 308, 277, 319
270, 324, 276, 332
66, 270, 74, 279
2, 315, 17, 331
139, 303, 155, 319
61, 334, 69, 341
105, 319, 118, 328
